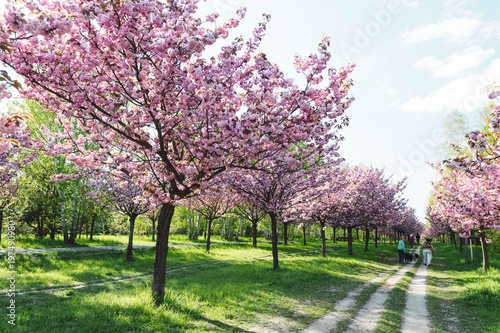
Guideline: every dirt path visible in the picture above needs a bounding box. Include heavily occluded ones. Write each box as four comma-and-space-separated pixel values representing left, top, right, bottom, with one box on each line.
300, 246, 431, 333
343, 261, 415, 333
401, 261, 431, 333
300, 269, 389, 333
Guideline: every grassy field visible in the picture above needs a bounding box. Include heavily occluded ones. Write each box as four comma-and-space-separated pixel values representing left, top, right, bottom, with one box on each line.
0, 237, 499, 332
425, 242, 500, 333
0, 234, 224, 250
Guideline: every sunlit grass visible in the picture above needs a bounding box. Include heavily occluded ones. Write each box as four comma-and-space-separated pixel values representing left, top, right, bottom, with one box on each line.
0, 239, 397, 332
426, 243, 500, 333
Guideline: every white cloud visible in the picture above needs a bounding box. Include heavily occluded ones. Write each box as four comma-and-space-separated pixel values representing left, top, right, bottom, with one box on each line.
401, 18, 481, 44
401, 59, 500, 113
414, 46, 495, 78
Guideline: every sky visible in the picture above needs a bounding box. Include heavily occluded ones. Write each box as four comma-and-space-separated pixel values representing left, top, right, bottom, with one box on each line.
2, 0, 500, 224
197, 0, 500, 223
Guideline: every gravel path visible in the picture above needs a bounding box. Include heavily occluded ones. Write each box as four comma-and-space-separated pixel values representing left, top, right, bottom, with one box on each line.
300, 269, 389, 333
343, 261, 415, 333
300, 246, 431, 333
401, 255, 431, 333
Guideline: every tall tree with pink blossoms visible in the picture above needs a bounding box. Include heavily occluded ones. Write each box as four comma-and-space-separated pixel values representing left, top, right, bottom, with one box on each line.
289, 167, 348, 257
89, 175, 150, 261
224, 162, 328, 270
431, 166, 500, 271
235, 198, 267, 248
185, 182, 236, 253
338, 165, 407, 255
0, 0, 354, 303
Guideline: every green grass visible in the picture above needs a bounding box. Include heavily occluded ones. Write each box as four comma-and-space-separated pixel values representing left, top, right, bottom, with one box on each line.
426, 242, 500, 333
0, 239, 397, 332
0, 233, 246, 250
2, 237, 498, 332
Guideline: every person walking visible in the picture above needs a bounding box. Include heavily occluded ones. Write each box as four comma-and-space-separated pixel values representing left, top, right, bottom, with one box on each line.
409, 234, 414, 249
415, 233, 420, 244
422, 237, 435, 266
398, 236, 406, 264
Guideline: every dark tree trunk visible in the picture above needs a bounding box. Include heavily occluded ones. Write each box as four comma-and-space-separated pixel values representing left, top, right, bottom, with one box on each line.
459, 236, 463, 253
356, 229, 359, 241
252, 220, 258, 248
374, 227, 378, 248
347, 226, 353, 255
152, 203, 175, 306
303, 226, 307, 246
206, 219, 213, 253
283, 222, 288, 245
333, 227, 336, 243
0, 210, 3, 242
480, 231, 489, 271
464, 237, 469, 263
269, 212, 279, 270
90, 213, 96, 241
125, 214, 138, 261
49, 222, 56, 240
364, 227, 369, 251
320, 221, 326, 258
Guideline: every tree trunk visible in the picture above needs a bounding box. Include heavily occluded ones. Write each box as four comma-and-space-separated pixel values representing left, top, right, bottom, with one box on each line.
269, 212, 279, 270
252, 221, 258, 248
320, 221, 326, 258
90, 213, 96, 241
364, 227, 369, 251
68, 188, 78, 244
459, 236, 463, 253
451, 232, 456, 250
464, 237, 469, 263
49, 221, 56, 240
303, 226, 306, 246
0, 210, 3, 242
480, 232, 489, 271
333, 227, 336, 243
283, 222, 288, 246
152, 203, 175, 306
125, 214, 138, 261
375, 227, 378, 248
347, 226, 353, 255
206, 219, 213, 253
56, 186, 69, 243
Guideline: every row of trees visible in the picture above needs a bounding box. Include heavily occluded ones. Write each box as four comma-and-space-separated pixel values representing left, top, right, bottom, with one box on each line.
0, 0, 421, 304
429, 88, 500, 271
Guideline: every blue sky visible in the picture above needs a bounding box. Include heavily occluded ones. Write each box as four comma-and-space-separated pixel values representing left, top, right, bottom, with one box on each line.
198, 0, 500, 223
2, 0, 499, 224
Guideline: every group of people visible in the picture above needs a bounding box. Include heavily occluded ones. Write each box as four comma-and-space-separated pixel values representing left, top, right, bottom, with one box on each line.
397, 233, 434, 266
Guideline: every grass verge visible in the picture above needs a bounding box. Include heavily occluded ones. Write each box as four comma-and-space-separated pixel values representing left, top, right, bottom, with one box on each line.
426, 242, 500, 333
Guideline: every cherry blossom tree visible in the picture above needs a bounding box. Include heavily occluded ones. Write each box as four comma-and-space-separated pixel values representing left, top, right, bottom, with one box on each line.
235, 198, 267, 248
336, 165, 407, 255
184, 182, 236, 253
430, 166, 500, 271
224, 162, 328, 270
0, 0, 354, 303
289, 167, 348, 257
89, 175, 150, 260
